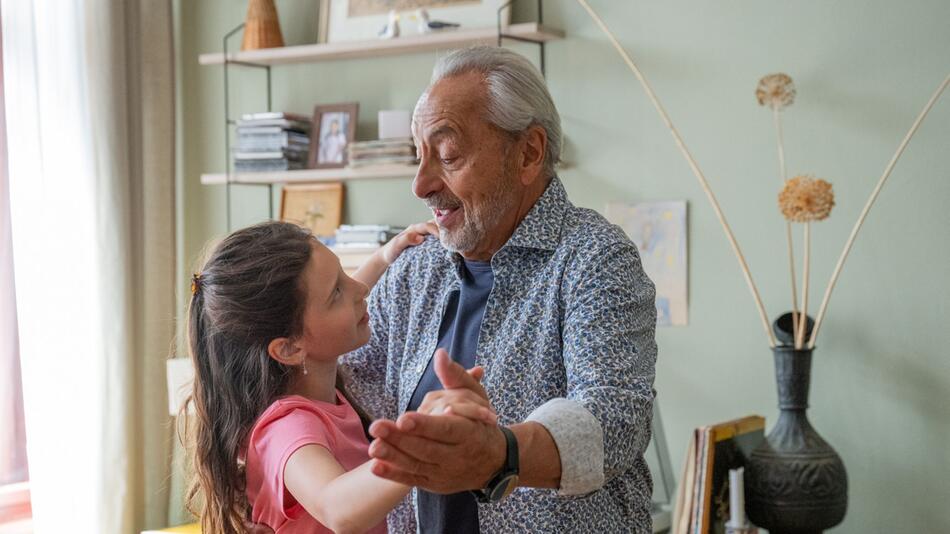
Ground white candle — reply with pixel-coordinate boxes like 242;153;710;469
729;467;747;526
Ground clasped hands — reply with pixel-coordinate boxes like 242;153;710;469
367;348;508;494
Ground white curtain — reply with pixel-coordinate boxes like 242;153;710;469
2;0;176;532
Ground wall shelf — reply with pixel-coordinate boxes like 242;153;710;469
198;23;564;66
201;163;418;185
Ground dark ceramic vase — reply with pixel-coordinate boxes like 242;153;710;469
745;340;848;534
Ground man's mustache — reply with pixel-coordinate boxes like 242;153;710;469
425;192;462;211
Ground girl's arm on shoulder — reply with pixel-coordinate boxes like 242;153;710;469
284;445;407;534
350;221;438;288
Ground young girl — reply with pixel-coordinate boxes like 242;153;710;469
184;221;496;534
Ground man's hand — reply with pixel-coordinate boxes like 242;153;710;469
367;349;507;493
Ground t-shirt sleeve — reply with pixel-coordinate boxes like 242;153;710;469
252;407;336;519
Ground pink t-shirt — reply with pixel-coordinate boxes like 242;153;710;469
245;392;386;534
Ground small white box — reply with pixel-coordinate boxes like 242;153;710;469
378;109;411;140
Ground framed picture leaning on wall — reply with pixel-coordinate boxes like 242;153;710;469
280;182;344;238
308;102;358;169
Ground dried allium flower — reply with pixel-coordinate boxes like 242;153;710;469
778;175;835;222
756;73;796;110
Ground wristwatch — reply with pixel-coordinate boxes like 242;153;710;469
473;426;520;503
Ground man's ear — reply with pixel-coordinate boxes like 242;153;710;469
517;124;547;186
267;337;305;366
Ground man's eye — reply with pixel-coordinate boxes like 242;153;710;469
441;156;458;164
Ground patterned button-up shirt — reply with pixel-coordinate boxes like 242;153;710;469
341;177;657;533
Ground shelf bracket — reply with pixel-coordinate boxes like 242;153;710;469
496;0;546;77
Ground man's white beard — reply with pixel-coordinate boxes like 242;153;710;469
438;170;517;255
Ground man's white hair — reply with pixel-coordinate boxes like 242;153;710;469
428;46;562;179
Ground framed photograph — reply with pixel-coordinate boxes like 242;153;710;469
326;0;512;43
280;182;345;238
308;102;359;169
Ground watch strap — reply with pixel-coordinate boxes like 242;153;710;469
472;426;519;503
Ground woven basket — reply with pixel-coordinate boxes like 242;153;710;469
241;0;285;51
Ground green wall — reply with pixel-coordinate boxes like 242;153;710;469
175;1;950;530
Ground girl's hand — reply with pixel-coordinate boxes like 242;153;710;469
417;365;498;426
381;221;439;265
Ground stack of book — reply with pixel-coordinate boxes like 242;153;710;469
330;225;404;274
346;137;417;168
234;112;311;172
672;415;765;534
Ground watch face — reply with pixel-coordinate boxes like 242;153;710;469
490;474;520;502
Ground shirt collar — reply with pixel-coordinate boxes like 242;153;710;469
502;175;568;252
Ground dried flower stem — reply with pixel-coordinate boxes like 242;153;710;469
796;223;811;349
575;0;777;347
774;107;800;340
808;74;950;348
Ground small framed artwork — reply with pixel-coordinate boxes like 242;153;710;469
308;102;359;169
280;182;345;238
326;0;511;43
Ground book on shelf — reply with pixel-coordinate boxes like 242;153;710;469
236;111;311;133
336;224;404;245
233;148;309;160
240;111;310;123
672;415;765;534
234;158;306;172
347;155;419;168
236;129;310;150
348;137;413;149
347;145;416;158
236;126;310;138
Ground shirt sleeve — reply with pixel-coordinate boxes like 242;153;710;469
541;242;657;495
254;408;335;519
526;398;604;495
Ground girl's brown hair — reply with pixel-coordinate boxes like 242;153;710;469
182;221;315;533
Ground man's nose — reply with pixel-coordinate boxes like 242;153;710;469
412;158;442;200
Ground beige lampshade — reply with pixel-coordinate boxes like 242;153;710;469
241;0;285;51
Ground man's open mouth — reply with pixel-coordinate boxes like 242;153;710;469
431;206;461;226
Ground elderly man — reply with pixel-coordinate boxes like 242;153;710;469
341;45;657;533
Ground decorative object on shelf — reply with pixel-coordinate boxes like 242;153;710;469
308;102;359;169
280;182;344;237
378;109;411;140
326;0;511;42
241;0;285;51
378;10;400;39
746;335;848;534
414;8;461;33
724;468;758;534
605;201;688;327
